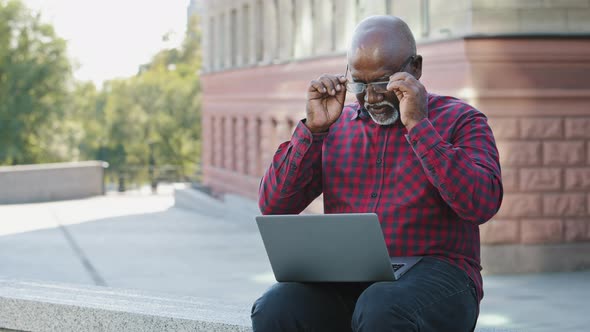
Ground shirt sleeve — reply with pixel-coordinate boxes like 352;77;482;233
258;120;326;214
406;111;503;224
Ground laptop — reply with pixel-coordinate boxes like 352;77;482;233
255;213;422;282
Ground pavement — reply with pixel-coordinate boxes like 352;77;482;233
0;185;588;331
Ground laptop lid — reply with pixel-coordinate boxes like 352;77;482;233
255;213;398;282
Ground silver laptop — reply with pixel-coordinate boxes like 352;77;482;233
255;213;422;282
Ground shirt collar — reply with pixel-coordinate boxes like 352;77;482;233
350;103;370;121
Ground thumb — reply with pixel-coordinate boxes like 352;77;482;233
335;87;347;107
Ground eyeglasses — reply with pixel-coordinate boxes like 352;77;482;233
345;55;415;94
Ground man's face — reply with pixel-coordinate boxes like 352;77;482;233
349;54;414;126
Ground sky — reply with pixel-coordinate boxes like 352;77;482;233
22;0;189;86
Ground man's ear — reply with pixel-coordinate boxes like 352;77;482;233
412;55;423;80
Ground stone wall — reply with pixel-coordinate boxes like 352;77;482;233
199;0;590;273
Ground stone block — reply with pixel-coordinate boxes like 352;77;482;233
565;168;590;190
473;0;540;9
567;9;590;32
521;218;563;244
521;118;563;139
518;9;568;33
565;117;590;138
471;9;520;34
543;193;586;217
488;118;519;139
429;11;471;39
502;168;519;192
429;0;471;13
520;168;562;191
543;141;585;165
392;0;422;36
480;219;520;244
496;193;542;218
564;219;589;242
547;0;590;8
497;141;541;166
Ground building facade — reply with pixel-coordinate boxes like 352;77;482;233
199;0;590;273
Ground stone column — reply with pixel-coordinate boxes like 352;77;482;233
392;0;423;38
263;0;278;63
312;0;333;55
259;117;275;176
215;12;224;70
202;113;213;171
278;0;294;61
236;116;248;175
213;116;223;168
223;10;232;69
294;0;313;59
358;0;387;19
275;116;291;144
334;0;356;53
235;6;244;67
224;115;234;171
201;11;211;72
247;115;260;177
247;1;257;65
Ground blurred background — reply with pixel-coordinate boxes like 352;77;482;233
1;0;589;331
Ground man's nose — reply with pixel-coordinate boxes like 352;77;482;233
364;86;384;104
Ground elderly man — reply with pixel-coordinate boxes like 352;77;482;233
253;15;502;332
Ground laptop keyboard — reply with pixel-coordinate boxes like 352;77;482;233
392;263;405;272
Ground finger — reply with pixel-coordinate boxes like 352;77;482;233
388;72;414;82
336;75;347;91
387;80;414;93
309;80;328;94
319;76;338;96
335;85;347;105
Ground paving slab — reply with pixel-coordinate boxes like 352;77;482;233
0;187;588;331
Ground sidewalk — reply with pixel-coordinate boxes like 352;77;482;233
0;187;587;331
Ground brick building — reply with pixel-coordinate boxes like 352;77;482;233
199;0;590;273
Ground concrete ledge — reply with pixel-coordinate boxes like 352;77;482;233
0;279;251;332
0;161;107;204
482;242;590;274
0;279;518;332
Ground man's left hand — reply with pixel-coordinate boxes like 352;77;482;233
387;72;428;131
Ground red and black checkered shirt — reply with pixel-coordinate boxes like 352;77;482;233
259;93;503;301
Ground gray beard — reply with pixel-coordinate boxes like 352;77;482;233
368;107;400;126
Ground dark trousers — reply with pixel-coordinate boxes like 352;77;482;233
251;257;478;332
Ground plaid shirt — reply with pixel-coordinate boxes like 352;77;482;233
259;93;503;301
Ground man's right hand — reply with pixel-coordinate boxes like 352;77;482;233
305;74;347;133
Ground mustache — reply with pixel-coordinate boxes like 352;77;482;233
365;101;396;110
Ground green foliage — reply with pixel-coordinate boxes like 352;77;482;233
0;1;202;183
0;0;71;164
92;13;202;182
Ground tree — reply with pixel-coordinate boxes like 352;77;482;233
0;0;71;165
99;14;202;183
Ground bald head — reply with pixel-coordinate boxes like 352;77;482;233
345;16;422;126
347;15;416;69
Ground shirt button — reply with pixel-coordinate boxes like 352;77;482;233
376;158;382;165
371;192;377;198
